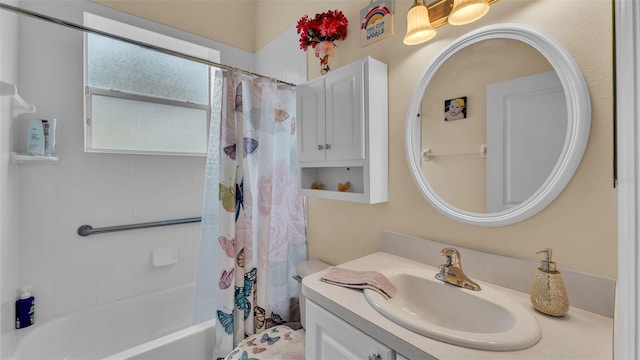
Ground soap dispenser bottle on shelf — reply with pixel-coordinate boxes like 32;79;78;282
530;248;569;316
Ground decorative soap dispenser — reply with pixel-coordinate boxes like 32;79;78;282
530;248;569;317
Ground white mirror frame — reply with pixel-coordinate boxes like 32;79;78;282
405;23;591;227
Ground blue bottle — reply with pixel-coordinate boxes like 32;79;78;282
15;287;34;329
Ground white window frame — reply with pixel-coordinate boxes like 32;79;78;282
82;12;221;156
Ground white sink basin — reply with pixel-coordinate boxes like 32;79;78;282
363;268;541;351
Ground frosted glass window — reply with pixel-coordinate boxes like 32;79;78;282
83;16;219;155
91;96;208;154
88;34;209;104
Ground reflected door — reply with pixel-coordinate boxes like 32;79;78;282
486;71;567;212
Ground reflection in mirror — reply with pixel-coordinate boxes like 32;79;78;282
421;39;565;213
405;24;591;227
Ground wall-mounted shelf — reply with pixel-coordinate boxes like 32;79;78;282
299;165;367;202
11;152;59;164
1;81;36;117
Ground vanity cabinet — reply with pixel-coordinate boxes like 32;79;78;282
296;56;388;203
306;300;396;360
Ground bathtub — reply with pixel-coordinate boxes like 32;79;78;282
7;284;215;360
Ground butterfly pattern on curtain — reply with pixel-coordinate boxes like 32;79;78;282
213;69;307;357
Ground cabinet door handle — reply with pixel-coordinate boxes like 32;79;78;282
368;354;381;360
325;144;331;150
317;144;324;150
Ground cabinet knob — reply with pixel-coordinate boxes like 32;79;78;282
317;144;324;150
325;144;331;150
368;354;381;360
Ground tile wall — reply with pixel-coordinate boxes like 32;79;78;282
11;3;209;323
1;1;21;354
255;24;308;85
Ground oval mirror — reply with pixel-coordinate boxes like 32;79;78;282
405;24;590;227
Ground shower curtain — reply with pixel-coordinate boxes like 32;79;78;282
194;67;308;358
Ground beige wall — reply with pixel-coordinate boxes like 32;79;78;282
262;0;616;279
91;0;256;52
95;0;616;278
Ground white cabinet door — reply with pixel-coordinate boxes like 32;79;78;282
296;79;326;162
306;301;394;360
325;60;365;161
297;61;365;163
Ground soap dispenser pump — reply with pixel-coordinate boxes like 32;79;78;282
530;248;569;316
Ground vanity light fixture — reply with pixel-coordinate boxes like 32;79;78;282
403;0;498;45
403;0;436;45
448;0;491;25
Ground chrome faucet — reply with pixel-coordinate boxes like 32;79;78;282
435;247;481;291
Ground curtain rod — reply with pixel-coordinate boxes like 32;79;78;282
0;2;296;87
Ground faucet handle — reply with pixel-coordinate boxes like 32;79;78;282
441;247;461;266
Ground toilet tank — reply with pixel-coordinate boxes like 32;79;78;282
295;259;330;329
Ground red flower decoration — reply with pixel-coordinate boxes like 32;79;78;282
296;10;348;52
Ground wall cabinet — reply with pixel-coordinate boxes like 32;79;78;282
296;56;388;203
306;300;396;360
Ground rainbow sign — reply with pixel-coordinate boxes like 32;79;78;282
360;0;393;46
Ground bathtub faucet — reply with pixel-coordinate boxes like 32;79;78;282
435;247;481;291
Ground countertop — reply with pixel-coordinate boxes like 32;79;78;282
302;252;613;359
